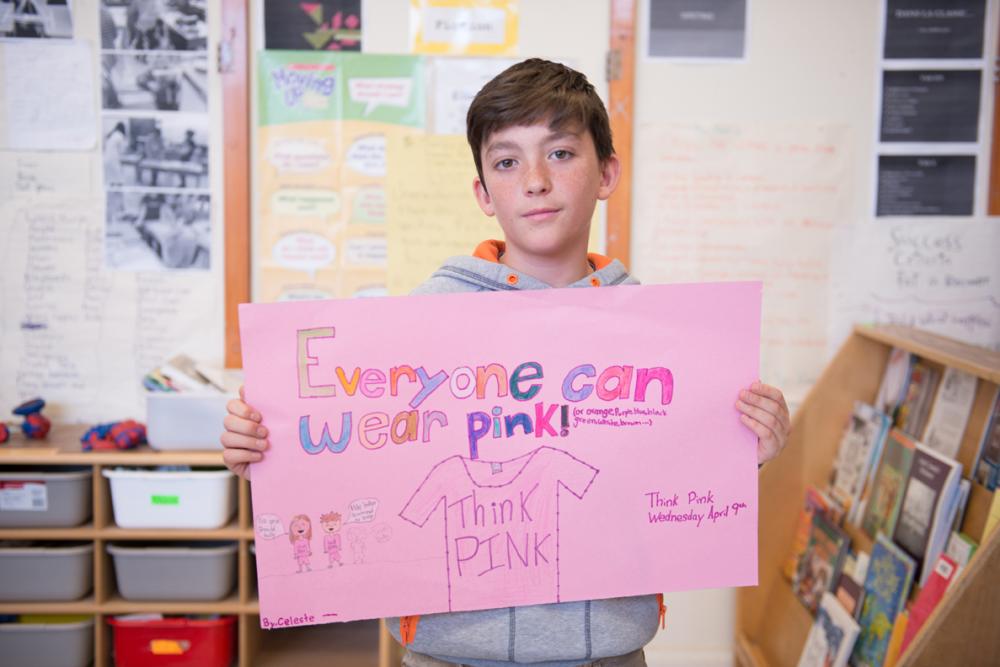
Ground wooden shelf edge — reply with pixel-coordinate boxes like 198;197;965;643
854;325;1000;383
102;593;251;615
0;597;98;614
100;520;247;540
0;523;97;540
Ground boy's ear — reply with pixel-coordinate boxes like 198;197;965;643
473;177;496;217
597;154;622;201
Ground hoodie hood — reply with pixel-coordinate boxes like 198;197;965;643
411;240;638;296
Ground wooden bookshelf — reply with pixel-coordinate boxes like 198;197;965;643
0;429;389;666
736;325;1000;666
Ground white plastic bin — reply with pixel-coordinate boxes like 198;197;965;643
0;467;92;527
108;542;237;601
0;618;94;667
146;393;233;450
0;543;93;601
102;468;236;529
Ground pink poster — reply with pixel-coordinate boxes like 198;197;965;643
240;282;761;628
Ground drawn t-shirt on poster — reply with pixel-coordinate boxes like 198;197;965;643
400;446;599;612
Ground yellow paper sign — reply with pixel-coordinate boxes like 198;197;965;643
410;0;519;56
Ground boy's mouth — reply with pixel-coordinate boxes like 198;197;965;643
522;207;560;221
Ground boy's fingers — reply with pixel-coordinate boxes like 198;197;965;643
736;400;785;436
220;430;268;451
738;392;789;432
223;414;268;438
223;447;262;468
750;383;789;412
740;414;771;442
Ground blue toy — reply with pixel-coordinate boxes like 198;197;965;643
13;398;50;439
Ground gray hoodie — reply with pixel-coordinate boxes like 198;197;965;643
387;243;660;667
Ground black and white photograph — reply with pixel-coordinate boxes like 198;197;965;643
0;0;73;38
102;116;208;189
100;0;207;51
105;189;211;270
102;52;208;112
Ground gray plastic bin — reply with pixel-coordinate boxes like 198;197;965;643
0;542;93;601
0;618;94;667
0;467;92;527
108;542;237;601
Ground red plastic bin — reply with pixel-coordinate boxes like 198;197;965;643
108;616;236;667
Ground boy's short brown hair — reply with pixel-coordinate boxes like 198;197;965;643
466;58;614;186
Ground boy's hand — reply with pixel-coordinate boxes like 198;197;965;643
221;385;268;480
735;381;789;466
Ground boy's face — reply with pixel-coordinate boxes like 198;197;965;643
473;122;619;263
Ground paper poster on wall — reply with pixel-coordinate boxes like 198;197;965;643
263;0;361;51
385;134;499;294
875;155;975;217
410;0;518;56
828;220;1000;353
882;0;985;60
879;70;981;143
0;196;223;422
241;282;761;626
430;57;516;135
1;40;95;150
631;122;850;403
257;51;425;302
99;0;212;272
646;0;747;61
0;0;72;38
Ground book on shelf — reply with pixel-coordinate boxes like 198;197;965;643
833;570;863;618
796;591;861;667
921;367;978;459
895;360;941;440
851;535;916;667
898;554;959;657
783;485;846;581
972;386;1000;490
882;609;909;667
861;430;916;540
793;512;850;614
949;478;971;535
943;531;977;578
892;444;962;586
831;402;891;524
875;348;913;418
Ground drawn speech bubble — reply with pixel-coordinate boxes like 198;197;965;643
351;185;386;223
348;78;413;116
272;188;341;217
266;138;331;173
345;237;387;267
273;232;336;279
345;135;386;177
278;286;334;302
347;497;378;523
256;514;285;540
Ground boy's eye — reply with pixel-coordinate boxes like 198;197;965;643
495;158;516;169
550;149;572;160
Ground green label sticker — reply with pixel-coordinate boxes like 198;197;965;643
151;495;180;506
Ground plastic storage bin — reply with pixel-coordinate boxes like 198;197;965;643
0;542;93;601
108;616;236;667
0;618;94;667
146;393;232;451
108;542;237;601
0;466;92;527
102;468;236;528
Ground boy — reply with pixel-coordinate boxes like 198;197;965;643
222;59;790;667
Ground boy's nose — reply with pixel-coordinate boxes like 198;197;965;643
524;162;551;195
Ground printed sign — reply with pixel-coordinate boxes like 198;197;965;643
241;282;761;626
